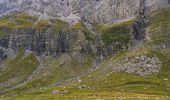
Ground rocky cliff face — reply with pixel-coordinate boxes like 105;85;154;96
0;13;135;64
0;0;169;65
0;0;170;23
0;0;169;61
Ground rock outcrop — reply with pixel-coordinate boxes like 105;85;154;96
0;0;170;23
0;0;169;73
0;12;136;62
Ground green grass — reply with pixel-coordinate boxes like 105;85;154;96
94;23;107;33
12;13;37;29
149;8;170;44
72;22;94;41
0;50;39;90
0;16;14;28
1;54;94;95
35;20;49;29
0;13;38;38
0;13;37;29
100;19;136;46
1;91;169;100
50;19;70;34
77;69;169;94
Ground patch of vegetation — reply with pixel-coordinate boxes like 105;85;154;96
77;68;169;94
0;16;14;28
72;22;94;41
0;49;39;88
4;54;94;95
1;90;169;100
0;30;7;38
100;20;136;46
35;20;49;29
94;23;107;33
51;19;70;34
0;13;37;29
149;8;170;44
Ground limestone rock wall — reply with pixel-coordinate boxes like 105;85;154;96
0;0;169;23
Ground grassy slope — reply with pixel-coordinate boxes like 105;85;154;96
78;7;170;95
1;8;170;99
7;54;94;94
0;50;39;91
71;7;170;96
149;8;170;44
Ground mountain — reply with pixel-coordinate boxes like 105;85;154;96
0;0;170;23
0;0;170;99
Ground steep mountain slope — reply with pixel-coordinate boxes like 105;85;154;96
0;0;170;23
0;0;170;100
1;7;170;99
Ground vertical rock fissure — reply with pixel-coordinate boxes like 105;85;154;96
133;0;147;41
58;30;66;55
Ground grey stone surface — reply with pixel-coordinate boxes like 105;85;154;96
110;55;161;76
0;0;169;23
